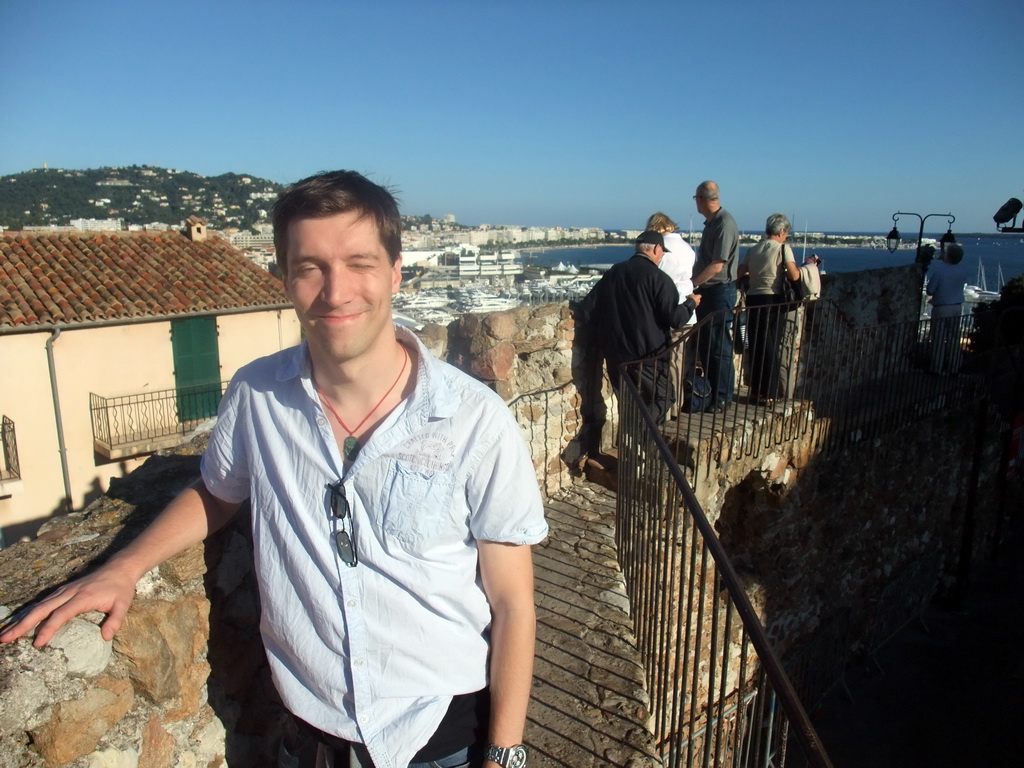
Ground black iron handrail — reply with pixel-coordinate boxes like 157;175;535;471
616;371;835;767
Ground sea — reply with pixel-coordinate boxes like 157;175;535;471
523;233;1024;291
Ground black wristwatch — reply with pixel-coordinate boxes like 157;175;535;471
486;744;527;767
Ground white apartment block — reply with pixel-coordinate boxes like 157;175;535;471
231;232;276;250
457;250;523;278
70;218;124;231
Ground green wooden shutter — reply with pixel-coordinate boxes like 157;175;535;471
171;316;221;421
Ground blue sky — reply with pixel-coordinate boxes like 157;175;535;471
2;0;1021;233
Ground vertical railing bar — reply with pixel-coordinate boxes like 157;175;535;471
668;491;692;763
683;515;702;768
712;581;733;768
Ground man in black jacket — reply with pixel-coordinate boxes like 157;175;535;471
580;230;699;424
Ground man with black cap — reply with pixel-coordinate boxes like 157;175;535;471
579;230;700;423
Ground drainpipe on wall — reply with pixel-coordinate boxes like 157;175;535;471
45;327;74;514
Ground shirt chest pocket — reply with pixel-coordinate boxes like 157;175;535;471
379;461;457;544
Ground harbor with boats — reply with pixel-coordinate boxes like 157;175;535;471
393;234;1023;328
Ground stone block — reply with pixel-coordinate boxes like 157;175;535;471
160;542;207;585
0;663;49;733
767;455;789;482
85;746;139;768
470;341;515;381
139;715;175;768
493;380;515;401
30;676;134;767
114;595;210;707
415;323;448;359
519;404;546;423
483;310;523;341
167;656;212;721
455;313;480;339
50;617;113;677
191;710;227;766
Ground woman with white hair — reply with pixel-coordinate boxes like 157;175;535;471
738;213;801;403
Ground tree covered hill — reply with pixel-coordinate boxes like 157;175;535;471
0;165;284;231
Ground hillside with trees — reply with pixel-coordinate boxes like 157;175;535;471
0;165;284;230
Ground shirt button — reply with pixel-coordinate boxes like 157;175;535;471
358;714;368;724
317;417;328;427
354;658;364;667
347;599;357;608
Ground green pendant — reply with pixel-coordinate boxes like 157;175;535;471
343;436;360;462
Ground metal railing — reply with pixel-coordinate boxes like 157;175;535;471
611;297;1021;767
1;415;20;481
90;381;228;455
629;299;988;484
616;372;834;768
506;382;580;495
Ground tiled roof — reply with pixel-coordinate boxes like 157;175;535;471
1;230;289;328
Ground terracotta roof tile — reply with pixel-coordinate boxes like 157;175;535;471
1;230;289;328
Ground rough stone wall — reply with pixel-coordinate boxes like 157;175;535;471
819;263;922;327
690;405;1006;658
445;303;594;495
0;437;280;768
638;401;1011;742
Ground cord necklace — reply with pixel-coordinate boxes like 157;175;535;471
314;344;409;462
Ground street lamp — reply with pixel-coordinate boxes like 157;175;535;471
885;211;956;257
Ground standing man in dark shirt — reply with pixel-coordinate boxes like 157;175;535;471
691;180;740;411
581;231;699;423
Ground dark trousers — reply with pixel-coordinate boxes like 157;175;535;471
745;294;786;400
608;358;675;424
695;282;737;405
280;722;481;768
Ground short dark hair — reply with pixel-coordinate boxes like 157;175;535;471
271;170;402;274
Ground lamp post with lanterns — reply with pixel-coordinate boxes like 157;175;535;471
886;211;956;317
885;211;956;262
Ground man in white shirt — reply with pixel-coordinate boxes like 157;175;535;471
2;171;548;768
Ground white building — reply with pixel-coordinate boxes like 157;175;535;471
70;217;124;231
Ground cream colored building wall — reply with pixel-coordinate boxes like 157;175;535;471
216;309;301;375
0;309;301;543
0;333;61;532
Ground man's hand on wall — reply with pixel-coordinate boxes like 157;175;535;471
0;562;137;647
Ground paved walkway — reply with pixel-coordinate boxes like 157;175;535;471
525;482;661;767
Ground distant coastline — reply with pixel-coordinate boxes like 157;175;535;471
525;234;1024;278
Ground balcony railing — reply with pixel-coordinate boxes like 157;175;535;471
1;415;20;482
90;382;228;459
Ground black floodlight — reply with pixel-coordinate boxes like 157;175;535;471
994;197;1023;229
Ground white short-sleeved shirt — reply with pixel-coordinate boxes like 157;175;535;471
201;325;548;768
